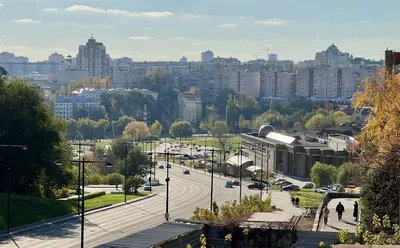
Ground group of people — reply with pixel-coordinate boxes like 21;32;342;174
291;197;300;206
322;201;359;225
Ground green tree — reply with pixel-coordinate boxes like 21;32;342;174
73;108;89;120
66;119;81;140
215;88;236;116
106;173;124;189
200;105;218;133
310;162;338;187
169;121;194;138
305;113;330;130
280;115;291;130
111;115;135;137
226;95;241;130
336;162;359;186
123;146;150;177
150;120;163;137
59;85;67;96
293;121;302;132
123;176;145;194
0;78;72;196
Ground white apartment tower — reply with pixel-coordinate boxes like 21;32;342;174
78;36;110;78
315;44;350;68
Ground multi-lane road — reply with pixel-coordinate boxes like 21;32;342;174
0;163;258;248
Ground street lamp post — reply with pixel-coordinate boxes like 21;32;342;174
125;142;128;202
55;159;113;248
210;149;215;211
239;146;243;203
1;144;27;234
147;153;153;192
260;144;265;200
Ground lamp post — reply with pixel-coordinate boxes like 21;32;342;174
55;159;113;248
239;145;243;203
147;152;153;192
210;149;215;211
1;144;27;234
124;142;128;202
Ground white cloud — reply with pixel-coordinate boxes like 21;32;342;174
13;19;41;24
254;18;286;26
0;3;3;8
372;37;384;41
180;13;212;19
65;5;173;18
315;34;321;38
193;42;203;46
218;24;237;28
169;37;189;40
42;8;58;12
348;37;360;41
240;16;252;21
129;36;151;40
361;20;372;24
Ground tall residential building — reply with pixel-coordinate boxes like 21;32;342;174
177;93;202;124
239;70;261;99
78;36;110;78
315;44;351;68
261;71;277;97
276;72;296;98
201;50;214;63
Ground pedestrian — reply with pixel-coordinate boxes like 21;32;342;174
323;206;330;225
295;197;300;206
291;197;295;206
353;201;359;221
336;202;345;221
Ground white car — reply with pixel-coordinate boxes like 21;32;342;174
314;187;331;193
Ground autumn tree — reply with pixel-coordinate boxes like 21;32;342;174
150;120;163;137
169;121;194;138
353;70;400;227
123;121;150;141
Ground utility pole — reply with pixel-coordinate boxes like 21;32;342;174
210;149;215;211
260;144;264;199
239;146;243;203
165;152;170;221
124;142;128;202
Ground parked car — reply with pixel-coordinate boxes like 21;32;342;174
271;179;286;185
225;181;233;188
303;182;314;189
314;187;331;193
330;184;342;191
231;179;240;186
282;184;300;191
143;184;152;191
167;164;172;168
279;181;293;187
247;182;265;190
183;169;190;175
158;165;165;169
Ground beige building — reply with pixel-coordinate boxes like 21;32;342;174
177;93;202;124
276;72;296;98
78;36;110;78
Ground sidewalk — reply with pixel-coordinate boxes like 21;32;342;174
270;190;305;216
320;198;359;233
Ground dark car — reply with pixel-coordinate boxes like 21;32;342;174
158;165;165;169
167;164;172;168
183;169;190;174
247;182;265;190
282;184;300;191
280;181;293;187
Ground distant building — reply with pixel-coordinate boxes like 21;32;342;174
55;70;90;84
48;52;65;64
179;56;188;63
212;57;241;66
78;36;110;78
177;93;202;124
315;44;351;68
53;96;100;120
0;52;29;63
72;88;159;101
268;54;278;61
201;50;214;63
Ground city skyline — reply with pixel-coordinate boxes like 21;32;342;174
0;0;397;62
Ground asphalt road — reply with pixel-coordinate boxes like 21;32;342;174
0;163;257;248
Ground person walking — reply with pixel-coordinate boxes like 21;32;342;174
353;201;359;221
295;197;300;206
291;197;295;206
323;206;330;225
336;202;345;221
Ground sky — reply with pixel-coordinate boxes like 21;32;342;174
0;0;397;62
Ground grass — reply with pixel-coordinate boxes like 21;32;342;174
289;189;325;208
0;192;149;231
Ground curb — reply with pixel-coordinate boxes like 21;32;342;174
0;193;156;238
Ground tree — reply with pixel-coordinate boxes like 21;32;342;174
123;121;150;141
280;115;291;130
66;119;81;140
293;121;302;132
0;66;7;75
73;108;89;120
310;162;338;188
253;112;280;129
111;115;135;137
150;120;163;137
123;146;150;177
226;95;241;130
336;162;360;186
124;176;145;194
215;88;236;116
200;105;218;133
169;121;194;138
210;121;230;160
305;114;329;130
59;85;67;96
0;78;72;196
238;114;251;130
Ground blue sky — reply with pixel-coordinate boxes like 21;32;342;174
0;0;397;62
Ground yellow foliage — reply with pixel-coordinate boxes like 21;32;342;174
354;70;400;153
123;121;150;140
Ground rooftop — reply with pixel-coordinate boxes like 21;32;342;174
96;221;203;248
55;96;99;103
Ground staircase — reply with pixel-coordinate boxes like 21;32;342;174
294;231;338;248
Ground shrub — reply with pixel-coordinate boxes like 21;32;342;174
123;176;145;194
86;174;106;185
106;173;124;187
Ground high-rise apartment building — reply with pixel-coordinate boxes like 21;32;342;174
315;44;350;68
201;50;214;63
78;36;110;78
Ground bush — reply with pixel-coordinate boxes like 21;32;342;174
50;188;70;199
86;174;106;185
106;173;124;187
310;162;338;187
123;176;145;195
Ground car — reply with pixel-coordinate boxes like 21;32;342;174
143;184;152;191
247;182;265;190
279;181;293;187
231;179;240;186
314;187;331;193
272;179;286;185
183;169;190;174
303;182;314;189
158;165;165;169
282;184;300;191
225;181;233;188
330;184;342;191
167;164;172;168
